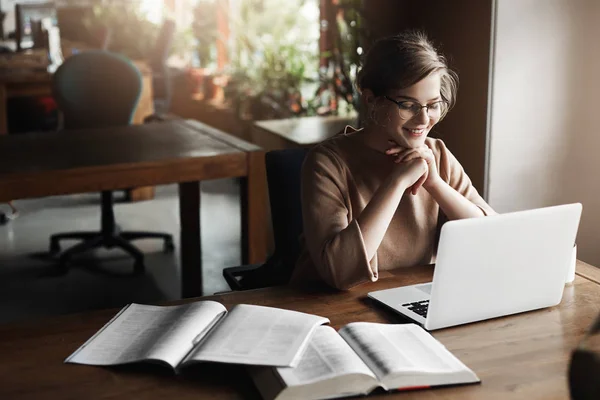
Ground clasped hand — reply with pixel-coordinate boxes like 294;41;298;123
385;141;439;195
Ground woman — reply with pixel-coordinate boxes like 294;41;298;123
291;31;495;290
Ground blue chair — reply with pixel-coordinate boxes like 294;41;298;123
49;51;174;274
223;148;308;290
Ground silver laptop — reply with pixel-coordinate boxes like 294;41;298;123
368;203;582;330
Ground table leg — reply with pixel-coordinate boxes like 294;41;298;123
241;151;268;265
179;181;202;298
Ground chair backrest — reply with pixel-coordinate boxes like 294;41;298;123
52;50;142;130
264;148;308;285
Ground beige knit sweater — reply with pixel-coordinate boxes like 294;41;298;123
291;128;494;290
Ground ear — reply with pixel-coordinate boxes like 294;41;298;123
361;88;376;107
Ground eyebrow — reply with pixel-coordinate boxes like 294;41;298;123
395;95;442;102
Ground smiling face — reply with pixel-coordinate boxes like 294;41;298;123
356;32;458;153
366;72;443;149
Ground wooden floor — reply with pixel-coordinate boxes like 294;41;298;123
0;180;241;325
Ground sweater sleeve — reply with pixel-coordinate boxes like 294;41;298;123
434;139;495;216
300;146;378;290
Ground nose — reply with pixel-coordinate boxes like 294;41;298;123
413;107;430;125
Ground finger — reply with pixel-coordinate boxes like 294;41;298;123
421;154;433;165
414;172;429;194
423;145;436;158
386;146;414;157
397;155;425;167
393;149;420;163
386;140;408;153
403;152;426;162
385;147;404;155
411;170;428;195
396;152;422;163
395;150;429;163
418;148;434;164
410;183;419;195
411;160;429;194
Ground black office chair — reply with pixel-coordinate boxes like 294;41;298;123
49;51;174;274
223;148;308;290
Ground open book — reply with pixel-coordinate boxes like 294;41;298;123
251;322;480;400
65;301;329;370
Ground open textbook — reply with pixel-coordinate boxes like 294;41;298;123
65;301;329;370
251;323;480;400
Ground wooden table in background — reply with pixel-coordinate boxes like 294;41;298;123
0;119;268;298
251;115;358;151
170;93;252;142
0;65;156;201
0;70;52;135
0;261;599;399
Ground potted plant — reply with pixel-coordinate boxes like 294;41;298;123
190;0;222;99
226;0;320;119
192;0;219;68
85;2;159;61
314;0;369;117
83;2;197;63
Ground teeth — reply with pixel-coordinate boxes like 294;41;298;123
408;128;424;133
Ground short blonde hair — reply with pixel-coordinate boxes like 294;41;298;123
357;31;458;117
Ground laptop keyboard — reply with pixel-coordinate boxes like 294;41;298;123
402;300;429;317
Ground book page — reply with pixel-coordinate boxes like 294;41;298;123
276;326;377;386
339;323;468;380
184;304;329;367
65;301;227;368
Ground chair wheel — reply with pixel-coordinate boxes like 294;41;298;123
0;211;18;226
133;260;145;275
49;241;61;254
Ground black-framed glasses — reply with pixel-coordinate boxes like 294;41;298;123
383;96;447;120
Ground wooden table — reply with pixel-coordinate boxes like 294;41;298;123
251;115;358;151
170;93;253;142
0;119;268;298
0;71;52;135
0;66;157;201
1;260;599;399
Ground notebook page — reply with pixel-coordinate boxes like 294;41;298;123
66;301;227;368
339;323;463;380
185;304;329;367
276;326;376;386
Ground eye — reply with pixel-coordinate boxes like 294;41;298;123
428;102;441;111
398;101;416;111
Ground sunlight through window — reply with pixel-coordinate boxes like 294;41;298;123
139;0;164;24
